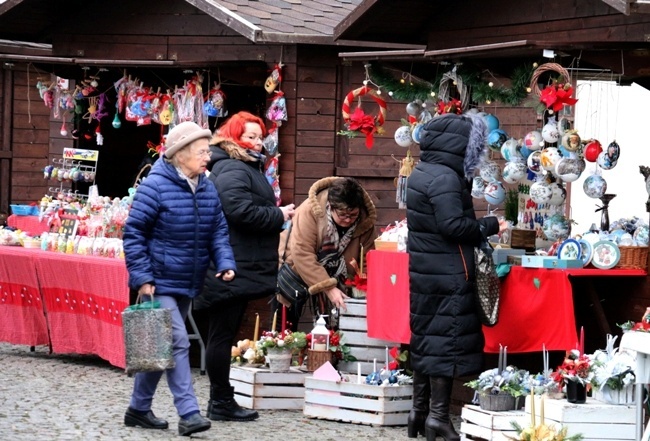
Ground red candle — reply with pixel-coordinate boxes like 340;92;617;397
281;305;287;334
579;326;584;354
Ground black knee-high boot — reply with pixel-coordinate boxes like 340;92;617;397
425;377;460;441
407;370;430;438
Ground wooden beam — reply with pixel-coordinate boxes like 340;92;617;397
631;0;650;13
1;67;12;214
0;0;24;16
333;0;379;40
602;0;631;15
185;0;262;42
424;40;533;58
338;49;425;60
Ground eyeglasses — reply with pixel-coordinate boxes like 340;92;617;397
242;134;264;143
194;149;212;158
334;208;360;221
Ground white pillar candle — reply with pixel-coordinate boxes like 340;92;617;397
357;362;361;384
373;358;377;373
385;346;389;371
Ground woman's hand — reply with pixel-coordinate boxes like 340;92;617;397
216;270;235;281
280;204;295;222
498;217;509;233
138;283;155;296
324;287;349;312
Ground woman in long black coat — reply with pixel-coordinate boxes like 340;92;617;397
194;111;294;423
406;113;506;441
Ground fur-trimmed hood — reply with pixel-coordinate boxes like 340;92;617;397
307;177;377;238
208;134;260;163
418;113;488;179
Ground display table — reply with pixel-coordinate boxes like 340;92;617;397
0;246;128;368
620;331;650;441
365;250;647;353
0;246;49;346
6;214;50;236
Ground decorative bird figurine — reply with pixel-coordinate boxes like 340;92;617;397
639;165;650;211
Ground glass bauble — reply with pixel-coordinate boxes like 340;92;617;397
484;114;500;132
561;130;581;152
555;157;585;182
394;126;414;148
530;180;552;204
596;151;617;170
527;150;544;174
543;214;571;241
479;161;501;182
500;138;521;162
541;117;561;143
523;130;544;151
540;147;561;171
502;161;527;184
484;181;506;205
583;174;607;198
584;140;603;162
487;129;508;152
633;225;649;246
471;177;487;199
548;183;567;206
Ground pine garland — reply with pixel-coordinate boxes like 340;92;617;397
369;62;535;107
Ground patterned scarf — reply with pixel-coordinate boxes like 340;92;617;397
175;165;199;194
317;203;358;282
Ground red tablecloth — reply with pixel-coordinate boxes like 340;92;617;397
33;251;128;368
365;251;647;353
7;215;50;236
0;247;49;346
366;250;410;344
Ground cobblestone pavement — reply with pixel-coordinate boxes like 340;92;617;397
0;343;461;440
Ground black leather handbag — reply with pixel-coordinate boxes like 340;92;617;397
277;222;310;308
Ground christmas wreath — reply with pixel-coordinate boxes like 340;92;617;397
339;86;387;149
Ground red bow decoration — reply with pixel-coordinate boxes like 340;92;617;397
345;274;367;291
437;98;463;115
348;107;378;149
540;84;578;112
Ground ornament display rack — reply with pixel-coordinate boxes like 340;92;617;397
45;148;99;201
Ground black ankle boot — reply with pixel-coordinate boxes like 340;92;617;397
124;407;168;430
207;386;259;422
424;377;459;441
407;371;430;438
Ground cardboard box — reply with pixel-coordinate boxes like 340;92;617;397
230;365;308;410
303;377;413;426
492;248;526;265
525;396;635;440
374;239;398;252
510;229;536;251
460;404;527;441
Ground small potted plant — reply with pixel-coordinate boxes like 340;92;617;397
257;330;307;372
550;350;594;404
590;335;636;405
465;366;530;411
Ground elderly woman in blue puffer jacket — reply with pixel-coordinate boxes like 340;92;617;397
123;121;236;437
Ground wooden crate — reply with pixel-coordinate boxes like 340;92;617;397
229;365;308;410
460;404;526;441
525;396;635;440
303;376;413;426
337;298;396;375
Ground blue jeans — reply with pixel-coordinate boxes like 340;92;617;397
129;295;199;417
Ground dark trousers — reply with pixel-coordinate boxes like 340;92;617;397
205;299;248;392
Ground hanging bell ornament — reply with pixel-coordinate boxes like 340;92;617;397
112;112;121;129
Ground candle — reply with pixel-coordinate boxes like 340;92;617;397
385;346;389;371
281;305;287;334
373;358;377;373
359;245;364;275
357;362;361;384
503;346;507;369
498;344;503;372
271;310;277;333
579;326;584;354
253;313;260;342
530;380;536;427
540;395;545;425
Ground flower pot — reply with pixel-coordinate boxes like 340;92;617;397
566;381;587;404
478;393;517;411
266;347;292;372
593;385;635;405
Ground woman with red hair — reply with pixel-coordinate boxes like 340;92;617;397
195;111;295;423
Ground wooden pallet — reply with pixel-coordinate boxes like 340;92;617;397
337;298;395;375
460;404;525;441
229;365;308;410
303;376;413;426
525;396;636;440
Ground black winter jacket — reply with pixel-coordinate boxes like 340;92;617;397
194;137;285;309
406;113;498;377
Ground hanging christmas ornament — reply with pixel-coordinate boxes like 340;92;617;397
583;140;603;162
112;110;122;129
558;116;572;133
583;174;608;198
483;181;506;205
524;130;544;151
406;100;423;117
500;138;521;162
95;125;103;146
487;129;508;152
548;182;567;206
394;125;414;148
597;151;617;170
541;116;561;143
60;119;68;137
543;213;571;241
264;63;283;94
471;177;487;199
560;129;581;152
530;180;552;204
555;157;586;182
527;150;544;174
395;150;414;209
502;161;527;184
340;86;387;149
483;114;500;132
540;147;561;171
479;161;501;182
411;123;424;144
